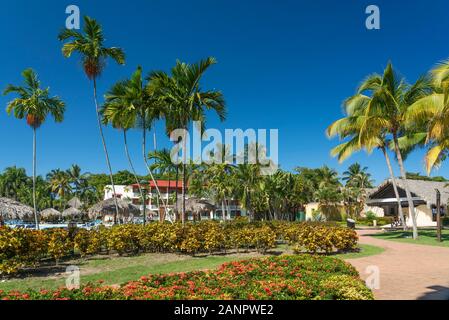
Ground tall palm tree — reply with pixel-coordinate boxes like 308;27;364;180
4;69;65;229
149;57;226;224
58;16;125;224
102;75;145;222
329;63;431;238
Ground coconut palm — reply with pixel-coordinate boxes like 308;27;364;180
4;69;65;229
47;169;72;211
328;63;431;238
58;16;125;224
149;57;226;224
406;59;449;173
342;163;374;188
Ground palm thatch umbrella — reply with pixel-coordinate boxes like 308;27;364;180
0;197;34;221
40;208;62;222
175;197;215;216
62;207;83;220
88;198;140;221
67;196;83;209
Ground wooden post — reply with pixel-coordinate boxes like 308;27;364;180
436;189;442;242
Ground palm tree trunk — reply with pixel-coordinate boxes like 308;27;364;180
142;119;170;223
392;134;418;239
175;164;179;221
123;130;144;221
380;146;407;230
93;78;119;225
181;132;187;225
32;127;39;230
221;200;226;222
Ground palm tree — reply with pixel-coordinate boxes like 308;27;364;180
47;169;72;212
342;163;374;188
149;57;226;224
148;148;177;221
102;74;145;222
234;164;261;221
0;166;29;200
406;58;449;173
328;63;431;238
58;16;125;224
4;69;65;229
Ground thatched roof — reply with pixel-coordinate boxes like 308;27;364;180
62;207;83;219
88;198;140;219
0;197;34;221
369;179;449;207
68;197;83;209
40;208;61;220
175;197;215;213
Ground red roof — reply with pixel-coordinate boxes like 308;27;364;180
132;180;186;188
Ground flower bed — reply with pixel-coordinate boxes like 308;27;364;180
0;220;358;277
0;255;373;300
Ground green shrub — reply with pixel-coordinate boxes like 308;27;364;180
320;275;374;300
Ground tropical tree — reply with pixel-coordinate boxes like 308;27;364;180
0;166;29;200
406;58;449;173
102;73;145;220
149;57;226;224
58;16;125;224
328;63;431;238
47;169;72;211
4;69;65;229
342;163;374;188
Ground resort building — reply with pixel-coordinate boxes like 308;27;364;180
365;179;448;227
104;180;246;221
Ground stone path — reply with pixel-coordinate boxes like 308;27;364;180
345;229;449;300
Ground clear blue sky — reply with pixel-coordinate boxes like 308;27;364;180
1;0;449;184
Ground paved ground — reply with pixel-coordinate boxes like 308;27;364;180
346;229;449;300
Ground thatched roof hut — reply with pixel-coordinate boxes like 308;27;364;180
68;197;83;209
40;208;61;221
62;207;83;220
0;197;34;221
88;198;140;220
175;197;215;213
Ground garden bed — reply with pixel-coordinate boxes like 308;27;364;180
0;255;373;300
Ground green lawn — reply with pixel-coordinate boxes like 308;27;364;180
371;229;449;248
0;244;384;293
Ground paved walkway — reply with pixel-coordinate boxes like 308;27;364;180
346;229;449;300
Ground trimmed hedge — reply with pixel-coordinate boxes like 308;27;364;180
0;255;373;300
0;220;358;277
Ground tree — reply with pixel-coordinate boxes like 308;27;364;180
149;57;226;224
406;58;449;174
327;63;431;238
149;148;177;221
342;163;374;188
47;169;72;211
58;16;125;224
0;166;29;200
4;69;65;229
102;72;145;221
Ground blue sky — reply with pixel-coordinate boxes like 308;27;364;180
1;0;449;184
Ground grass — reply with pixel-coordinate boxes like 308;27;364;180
0;244;384;293
336;244;385;259
371;229;449;248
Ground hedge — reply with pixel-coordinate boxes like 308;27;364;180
0;255;373;300
0;220;358;277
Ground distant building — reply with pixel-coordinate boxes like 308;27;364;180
104;180;246;221
364;179;448;227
